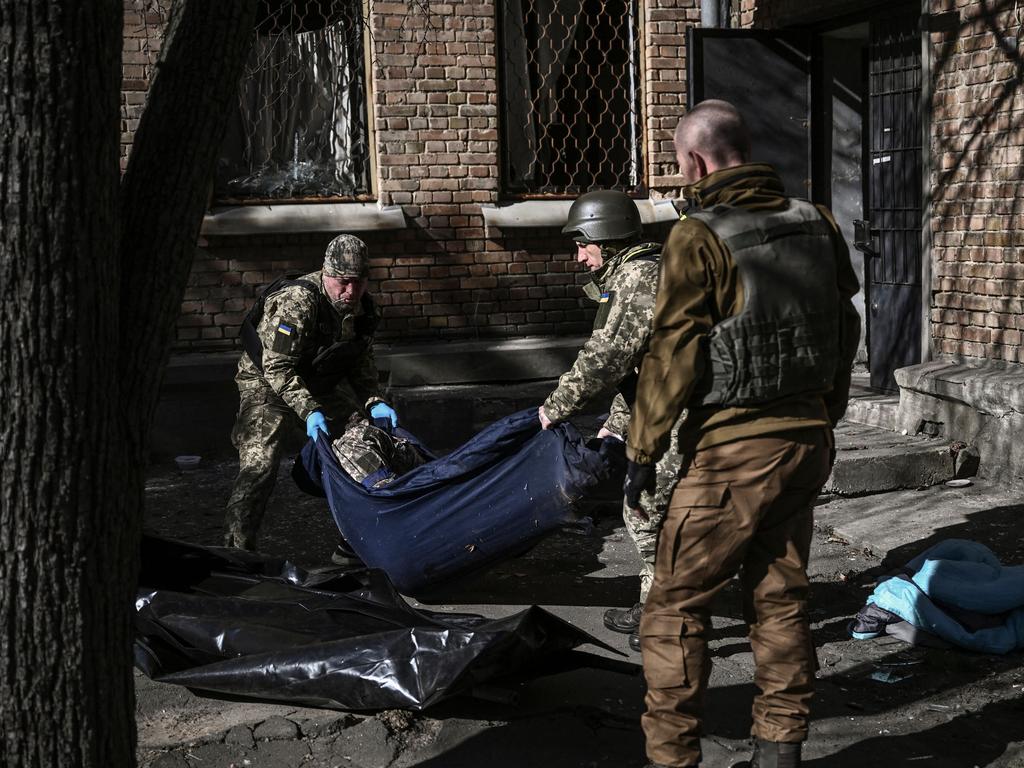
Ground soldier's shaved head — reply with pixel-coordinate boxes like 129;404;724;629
674;99;751;184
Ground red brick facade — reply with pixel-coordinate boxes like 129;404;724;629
123;0;1023;366
926;0;1024;364
121;0;687;352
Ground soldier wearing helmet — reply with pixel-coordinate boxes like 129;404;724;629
538;190;684;651
224;234;398;553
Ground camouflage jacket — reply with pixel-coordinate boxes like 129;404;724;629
236;271;382;420
331;414;428;489
544;242;661;431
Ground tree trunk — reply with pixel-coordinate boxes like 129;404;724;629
119;0;259;451
0;2;127;766
1;1;257;765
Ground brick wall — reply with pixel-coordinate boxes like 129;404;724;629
645;0;700;192
121;1;167;173
120;1;693;352
928;0;1024;364
731;0;1024;366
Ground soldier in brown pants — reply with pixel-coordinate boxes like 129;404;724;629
623;99;861;768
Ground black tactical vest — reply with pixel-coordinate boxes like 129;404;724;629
687;199;840;406
240;274;379;384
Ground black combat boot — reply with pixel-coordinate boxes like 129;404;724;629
628;631;641;652
731;739;801;768
604;602;643;633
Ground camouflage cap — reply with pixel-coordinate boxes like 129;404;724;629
323;234;369;278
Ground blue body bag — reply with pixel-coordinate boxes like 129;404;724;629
294;409;613;593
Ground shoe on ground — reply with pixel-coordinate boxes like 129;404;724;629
604;601;643;634
331;541;364;568
629;631;641;652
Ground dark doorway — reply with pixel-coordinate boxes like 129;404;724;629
864;11;923;391
687;10;925;394
687;29;813;199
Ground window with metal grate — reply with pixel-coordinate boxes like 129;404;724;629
500;0;645;197
215;0;372;203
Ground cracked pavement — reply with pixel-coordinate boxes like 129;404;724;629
137;437;1024;768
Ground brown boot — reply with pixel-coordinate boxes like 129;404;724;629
603;602;642;633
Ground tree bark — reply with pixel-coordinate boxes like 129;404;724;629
1;1;257;766
0;2;127;766
119;0;259;452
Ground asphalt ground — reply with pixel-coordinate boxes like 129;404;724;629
137;432;1024;768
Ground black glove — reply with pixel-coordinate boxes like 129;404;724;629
623;460;656;510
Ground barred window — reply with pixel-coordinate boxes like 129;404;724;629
500;0;644;197
215;0;371;202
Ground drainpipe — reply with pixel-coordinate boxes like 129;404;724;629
701;0;730;28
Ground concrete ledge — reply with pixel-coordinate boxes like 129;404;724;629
200;202;407;236
825;421;956;495
162;336;586;388
153;338;587;459
895;359;1024;489
896;359;1024;416
480;198;680;232
383;335;584;386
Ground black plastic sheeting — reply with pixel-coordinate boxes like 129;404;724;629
134;535;611;711
293;408;620;594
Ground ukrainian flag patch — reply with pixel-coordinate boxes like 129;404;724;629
598;292;611;302
276;323;294;336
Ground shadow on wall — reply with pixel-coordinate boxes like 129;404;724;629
928;1;1024;363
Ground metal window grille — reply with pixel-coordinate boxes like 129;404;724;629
215;0;371;202
500;0;644;197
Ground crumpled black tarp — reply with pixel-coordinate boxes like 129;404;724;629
293;408;618;594
134;535;610;710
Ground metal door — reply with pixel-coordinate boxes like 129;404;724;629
864;13;923;391
687;29;814;199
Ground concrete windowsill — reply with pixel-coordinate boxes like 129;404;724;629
200;202;407;236
480;198;680;231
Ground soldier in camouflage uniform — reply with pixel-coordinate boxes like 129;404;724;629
224;234;398;551
537;190;685;651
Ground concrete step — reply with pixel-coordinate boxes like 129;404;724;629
825;420;959;496
843;392;899;431
843;374;900;431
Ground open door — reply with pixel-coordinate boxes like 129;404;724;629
689;21;925;394
688;29;814;199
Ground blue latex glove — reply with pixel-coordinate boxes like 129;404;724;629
369;402;398;431
305;411;329;441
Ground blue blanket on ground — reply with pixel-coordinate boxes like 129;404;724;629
852;539;1024;654
294;409;610;594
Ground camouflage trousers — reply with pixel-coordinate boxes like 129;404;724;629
224;386;355;550
623;413;686;604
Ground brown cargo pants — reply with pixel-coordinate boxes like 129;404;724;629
640;428;831;767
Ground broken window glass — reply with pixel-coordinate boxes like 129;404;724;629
501;0;644;196
215;0;371;201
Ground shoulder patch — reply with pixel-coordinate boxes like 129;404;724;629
271;319;301;354
594;290;616;330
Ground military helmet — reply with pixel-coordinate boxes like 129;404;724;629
323;234;369;278
561;190;643;244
